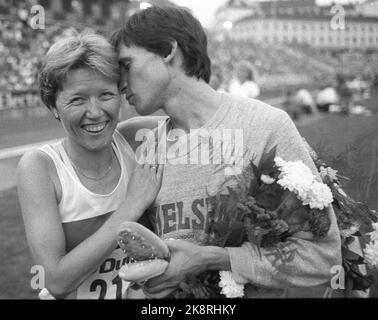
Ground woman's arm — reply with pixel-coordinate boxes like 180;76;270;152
117;116;168;152
17;150;162;298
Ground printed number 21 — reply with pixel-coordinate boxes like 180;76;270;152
90;275;123;299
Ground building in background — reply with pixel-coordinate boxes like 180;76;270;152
214;0;378;49
356;0;378;17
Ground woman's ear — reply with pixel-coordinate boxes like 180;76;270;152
163;39;178;63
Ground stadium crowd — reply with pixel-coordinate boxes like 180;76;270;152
0;1;112;92
0;3;377;120
208;36;330;89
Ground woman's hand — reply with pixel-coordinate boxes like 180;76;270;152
125;163;164;214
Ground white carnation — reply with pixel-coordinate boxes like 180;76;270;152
274;157;333;209
367;223;378;242
218;271;244;298
261;174;275;184
302;181;334;210
368;231;378;242
274;157;316;200
274;157;287;168
364;241;378;268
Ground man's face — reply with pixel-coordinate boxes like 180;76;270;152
118;44;170;115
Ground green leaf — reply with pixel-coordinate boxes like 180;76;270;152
347;263;375;291
342;247;365;263
223;222;246;247
309;208;331;238
259;146;277;173
255;183;283;210
249;166;261;195
344;236;356;246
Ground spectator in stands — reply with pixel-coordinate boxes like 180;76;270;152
316;85;338;113
294;88;317;115
209;64;226;93
373;74;378;90
335;73;353;116
228;60;260;99
283;89;300;120
0;4;117;93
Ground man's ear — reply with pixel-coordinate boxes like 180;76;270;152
163;39;178;63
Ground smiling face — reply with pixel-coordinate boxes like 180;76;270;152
55;67;121;152
118;44;170;115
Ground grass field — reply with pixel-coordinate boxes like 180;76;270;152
297;95;378;297
0;190;35;299
1;91;378;299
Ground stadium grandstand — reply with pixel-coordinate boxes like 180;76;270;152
210;0;378;89
1;0;378;112
0;0;175;112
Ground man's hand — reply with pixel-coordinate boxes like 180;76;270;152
142;239;208;299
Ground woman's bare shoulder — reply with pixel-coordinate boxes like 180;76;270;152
17;147;59;195
18;148;52;175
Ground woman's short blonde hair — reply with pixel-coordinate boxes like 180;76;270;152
39;31;120;110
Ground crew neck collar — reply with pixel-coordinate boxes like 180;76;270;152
162;93;230;160
167;92;229;136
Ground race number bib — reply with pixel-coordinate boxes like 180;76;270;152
77;248;130;299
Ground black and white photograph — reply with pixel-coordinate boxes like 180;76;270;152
1;0;378;304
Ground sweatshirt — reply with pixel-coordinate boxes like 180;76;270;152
141;92;342;298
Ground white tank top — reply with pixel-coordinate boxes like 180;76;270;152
38;130;135;299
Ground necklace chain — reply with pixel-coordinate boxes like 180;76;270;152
71;159;113;181
64;141;114;181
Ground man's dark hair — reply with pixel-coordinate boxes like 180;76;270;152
111;6;211;83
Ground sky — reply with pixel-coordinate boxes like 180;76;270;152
169;0;368;27
169;0;228;26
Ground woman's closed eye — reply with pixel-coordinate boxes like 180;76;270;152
69;97;85;105
100;91;116;100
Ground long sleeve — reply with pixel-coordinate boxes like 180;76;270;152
227;111;342;290
227;208;341;288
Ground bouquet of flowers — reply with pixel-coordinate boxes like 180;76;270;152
172;147;334;298
171;144;378;298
